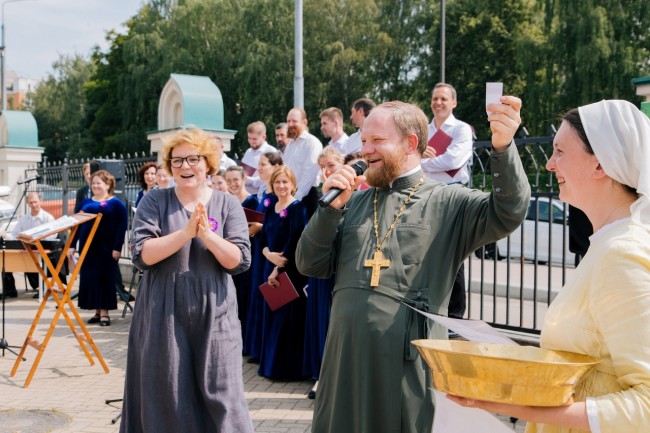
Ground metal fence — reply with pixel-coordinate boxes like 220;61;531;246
25;132;568;335
468;128;568;335
23;152;157;257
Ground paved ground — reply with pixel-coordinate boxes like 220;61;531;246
0;273;527;433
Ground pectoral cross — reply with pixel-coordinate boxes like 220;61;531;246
364;251;390;287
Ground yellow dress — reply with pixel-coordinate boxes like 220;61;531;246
526;220;650;433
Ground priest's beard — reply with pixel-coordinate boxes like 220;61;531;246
287;125;302;139
365;149;407;188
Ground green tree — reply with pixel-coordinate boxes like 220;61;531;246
31;54;96;161
550;0;650;112
415;0;546;137
303;0;382;131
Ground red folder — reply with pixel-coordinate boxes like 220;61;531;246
427;129;461;177
259;272;299;311
241;162;256;177
244;207;264;224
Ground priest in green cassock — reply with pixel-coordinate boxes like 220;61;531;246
296;97;531;433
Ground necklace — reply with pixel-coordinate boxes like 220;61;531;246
365;175;425;287
598;200;632;230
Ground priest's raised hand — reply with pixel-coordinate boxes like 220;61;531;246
487;95;522;151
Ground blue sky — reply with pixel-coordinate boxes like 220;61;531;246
4;0;143;79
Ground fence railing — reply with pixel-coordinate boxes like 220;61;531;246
25;131;570;335
24;152;157;257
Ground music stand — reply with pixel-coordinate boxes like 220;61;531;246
10;212;110;387
0;179;33;359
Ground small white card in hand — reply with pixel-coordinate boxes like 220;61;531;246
486;82;503;115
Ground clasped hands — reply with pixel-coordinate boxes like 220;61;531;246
183;203;215;241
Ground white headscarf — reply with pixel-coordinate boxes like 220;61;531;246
578;100;650;225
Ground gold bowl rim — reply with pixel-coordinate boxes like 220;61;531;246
411;339;601;366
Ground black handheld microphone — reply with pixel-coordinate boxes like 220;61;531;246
318;160;367;208
17;175;41;185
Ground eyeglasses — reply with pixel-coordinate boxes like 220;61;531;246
170;154;205;168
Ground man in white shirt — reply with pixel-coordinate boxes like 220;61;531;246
320;107;350;154
215;136;237;171
1;192;55;299
346;98;376;155
421;83;474;185
274;122;290;154
241;121;276;194
283;107;323;218
422;83;474;319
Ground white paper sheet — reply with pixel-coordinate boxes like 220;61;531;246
432;389;516;433
404;304;517;345
486;82;504;114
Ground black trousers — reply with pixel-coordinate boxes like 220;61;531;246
448;262;466;319
2;272;35;294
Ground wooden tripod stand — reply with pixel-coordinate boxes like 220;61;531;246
10;212;110;387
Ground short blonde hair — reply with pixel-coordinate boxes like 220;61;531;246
375;101;429;155
161;128;222;176
270;166;298;195
319;146;344;164
247;121;267;135
319;107;343;123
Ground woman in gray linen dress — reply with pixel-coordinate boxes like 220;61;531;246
120;128;253;433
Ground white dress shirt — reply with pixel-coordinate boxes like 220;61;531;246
220;154;237;170
242;141;277;194
282;130;323;200
8;209;56;240
328;133;352;155
421;114;473;184
342;130;362;155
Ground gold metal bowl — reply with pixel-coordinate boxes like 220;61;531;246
412;339;600;406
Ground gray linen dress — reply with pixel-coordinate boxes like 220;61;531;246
120;187;253;433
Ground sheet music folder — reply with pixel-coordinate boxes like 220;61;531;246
259;272;299;311
244;207;264;224
17;213;96;243
427;129;461;177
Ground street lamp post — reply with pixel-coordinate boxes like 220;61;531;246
294;0;304;109
440;0;446;83
1;0;34;112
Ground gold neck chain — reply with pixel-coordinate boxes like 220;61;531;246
365;174;425;287
372;175;426;252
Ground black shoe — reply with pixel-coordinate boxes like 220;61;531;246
0;291;18;300
118;290;135;302
87;314;101;324
99;316;111;327
308;382;318;399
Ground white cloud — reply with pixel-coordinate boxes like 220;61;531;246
3;0;143;79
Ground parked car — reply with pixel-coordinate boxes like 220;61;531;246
478;197;575;266
0;198;16;220
0;199;18;233
0;198;19;234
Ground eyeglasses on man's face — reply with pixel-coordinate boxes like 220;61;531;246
170;154;205;168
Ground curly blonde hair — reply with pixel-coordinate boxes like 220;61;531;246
161;128;222;176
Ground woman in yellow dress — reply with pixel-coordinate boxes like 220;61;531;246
449;100;650;433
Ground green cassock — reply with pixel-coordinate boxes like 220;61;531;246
296;144;531;433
